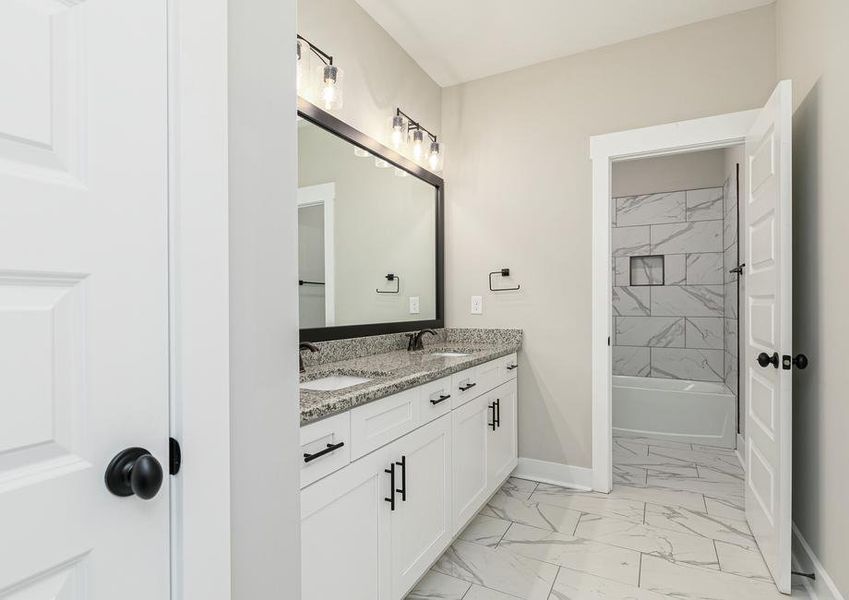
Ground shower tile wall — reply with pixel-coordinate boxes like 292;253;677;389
722;168;740;422
612;188;727;382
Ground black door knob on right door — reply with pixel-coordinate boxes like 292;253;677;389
757;352;779;368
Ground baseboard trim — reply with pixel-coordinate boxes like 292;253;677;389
735;434;745;470
792;522;845;600
512;457;593;491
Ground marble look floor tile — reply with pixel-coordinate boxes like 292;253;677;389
648;447;743;474
691;444;738;457
645;474;743;502
406;570;471;600
639;555;787;600
433;540;558;600
643;503;755;550
612;453;696;470
464;584;525;600
530;487;646;524
574;514;719;570
499;523;641;586
605;484;706;513
613;438;650;457
547;566;670;600
715;541;772;581
460;514;513;547
501;477;540;500
703;496;746;521
696;465;744;484
482;493;582;535
613;464;647;486
646;465;700;478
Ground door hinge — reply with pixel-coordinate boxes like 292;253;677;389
607;336;611;347
169;437;182;476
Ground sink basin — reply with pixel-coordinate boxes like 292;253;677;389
430;351;470;358
300;375;371;391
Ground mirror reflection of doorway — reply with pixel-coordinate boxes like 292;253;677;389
298;183;335;328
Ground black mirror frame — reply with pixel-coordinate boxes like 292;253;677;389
297;98;445;342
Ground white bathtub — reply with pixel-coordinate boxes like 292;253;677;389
613;376;736;449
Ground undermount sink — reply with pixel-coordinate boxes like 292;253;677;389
430;351;470;358
300;375;371;391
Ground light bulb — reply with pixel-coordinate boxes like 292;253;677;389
411;129;425;161
321;65;342;110
390;115;406;150
428;141;441;171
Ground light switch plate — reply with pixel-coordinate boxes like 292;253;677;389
409;296;420;314
471;296;483;315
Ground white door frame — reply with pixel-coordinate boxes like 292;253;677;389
589;109;759;492
298;183;336;326
168;0;229;597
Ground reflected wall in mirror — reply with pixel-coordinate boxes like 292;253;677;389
298;110;442;339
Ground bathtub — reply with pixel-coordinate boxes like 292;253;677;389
613;376;736;449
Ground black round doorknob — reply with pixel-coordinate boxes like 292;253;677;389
757;351;779;368
793;353;809;369
105;447;164;500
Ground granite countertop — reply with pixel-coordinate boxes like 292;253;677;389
300;329;522;425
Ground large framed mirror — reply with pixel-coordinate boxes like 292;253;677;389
298;99;444;342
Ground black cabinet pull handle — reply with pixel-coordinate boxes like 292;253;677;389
396;455;407;502
495;398;501;428
489;402;497;431
459;382;477;392
506;364;518;371
757;352;779;369
303;441;345;463
430;394;451;405
385;463;396;511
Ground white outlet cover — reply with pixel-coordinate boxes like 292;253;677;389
409;296;420;314
471;296;483;314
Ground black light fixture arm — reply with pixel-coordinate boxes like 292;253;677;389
297;34;334;66
396;108;438;143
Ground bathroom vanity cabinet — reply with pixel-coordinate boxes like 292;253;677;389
300;353;518;600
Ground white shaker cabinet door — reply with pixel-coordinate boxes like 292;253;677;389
389;414;453;598
487;380;518;493
451;393;491;530
301;444;394;600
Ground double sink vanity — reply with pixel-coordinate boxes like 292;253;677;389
299;328;521;600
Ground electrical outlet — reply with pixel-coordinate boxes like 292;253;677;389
409;296;420;314
471;296;483;315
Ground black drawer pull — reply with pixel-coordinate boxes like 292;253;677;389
495;398;501;428
385;463;396;511
506;364;518;371
489;402;497;431
303;441;345;463
459;382;477;392
430;394;451;405
396;455;407;502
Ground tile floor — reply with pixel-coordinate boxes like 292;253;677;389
406;436;806;600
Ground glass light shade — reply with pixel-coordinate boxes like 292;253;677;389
353;147;370;158
410;128;425;161
374;157;390;168
394;167;408;178
427;140;444;173
318;64;343;110
389;115;407;151
296;39;314;100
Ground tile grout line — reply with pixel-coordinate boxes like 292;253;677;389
637;552;644;588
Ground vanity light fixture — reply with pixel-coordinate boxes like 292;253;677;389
393;108;443;173
297;34;344;110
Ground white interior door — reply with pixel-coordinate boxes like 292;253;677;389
743;79;793;594
0;0;171;597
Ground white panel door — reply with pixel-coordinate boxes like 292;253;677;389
0;0;170;597
744;80;793;594
301;445;393;600
390;414;452;598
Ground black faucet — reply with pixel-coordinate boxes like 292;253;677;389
299;342;319;373
406;329;437;352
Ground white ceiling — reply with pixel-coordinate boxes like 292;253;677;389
353;0;775;86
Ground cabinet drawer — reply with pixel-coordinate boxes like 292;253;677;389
350;388;419;460
450;367;481;409
500;353;519;380
418;376;452;425
300;411;351;489
476;358;503;394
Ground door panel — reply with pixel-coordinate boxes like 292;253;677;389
390;415;452;598
0;0;170;597
744;80;792;594
487;381;518;492
452;394;489;530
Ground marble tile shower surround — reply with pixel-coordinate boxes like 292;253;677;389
611;185;738;383
406;437;801;600
721;167;741;432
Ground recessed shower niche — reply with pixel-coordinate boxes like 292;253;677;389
629;255;664;286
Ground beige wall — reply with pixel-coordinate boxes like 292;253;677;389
612;149;726;198
777;0;849;594
298;0;442;148
442;6;777;468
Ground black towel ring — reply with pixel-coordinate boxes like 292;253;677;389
489;268;520;292
376;273;400;294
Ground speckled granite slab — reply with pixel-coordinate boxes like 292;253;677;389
300;328;522;425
